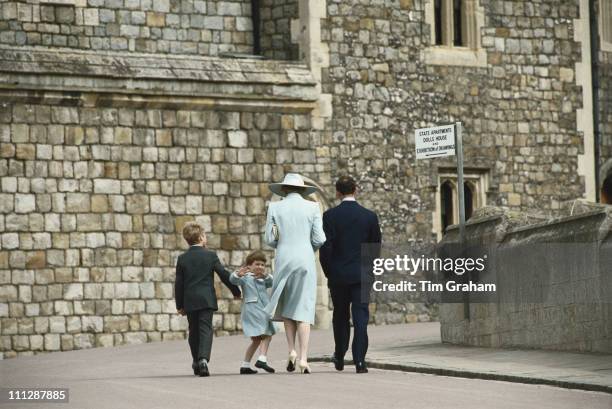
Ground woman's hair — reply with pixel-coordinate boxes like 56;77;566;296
281;185;307;195
182;222;203;246
245;250;267;266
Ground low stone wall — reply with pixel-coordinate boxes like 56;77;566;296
439;204;612;353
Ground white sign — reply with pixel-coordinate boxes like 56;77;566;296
415;124;456;159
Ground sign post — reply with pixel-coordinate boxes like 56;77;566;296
415;122;469;319
455;122;466;244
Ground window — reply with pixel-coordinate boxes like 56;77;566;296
430;0;472;48
453;0;463;46
601;0;612;51
423;0;486;67
434;0;443;45
434;169;489;239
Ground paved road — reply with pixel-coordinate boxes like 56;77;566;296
1;324;611;409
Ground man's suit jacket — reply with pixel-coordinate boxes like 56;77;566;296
320;200;382;286
175;246;241;313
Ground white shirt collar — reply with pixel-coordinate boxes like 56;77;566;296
341;196;356;202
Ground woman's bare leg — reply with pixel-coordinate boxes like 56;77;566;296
296;321;311;362
283;318;297;354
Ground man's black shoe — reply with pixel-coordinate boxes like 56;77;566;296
331;353;344;371
192;361;199;375
198;359;210;377
254;360;275;373
355;362;368;374
240;367;258;374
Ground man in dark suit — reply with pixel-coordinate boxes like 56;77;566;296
175;222;241;377
320;175;382;374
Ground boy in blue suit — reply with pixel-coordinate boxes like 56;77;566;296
230;251;276;374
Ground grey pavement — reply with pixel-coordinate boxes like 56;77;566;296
311;322;612;394
1;322;611;409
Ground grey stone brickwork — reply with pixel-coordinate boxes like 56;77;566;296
0;46;327;358
0;0;253;55
0;101;327;358
438;204;612;353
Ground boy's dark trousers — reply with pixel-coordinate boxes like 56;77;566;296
186;308;214;362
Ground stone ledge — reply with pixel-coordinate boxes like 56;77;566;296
0;46;318;111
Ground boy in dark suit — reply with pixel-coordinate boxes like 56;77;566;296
175;222;241;377
320;175;382;374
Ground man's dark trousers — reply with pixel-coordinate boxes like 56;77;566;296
329;283;369;364
186;309;214;362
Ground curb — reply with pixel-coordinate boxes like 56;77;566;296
309;356;612;395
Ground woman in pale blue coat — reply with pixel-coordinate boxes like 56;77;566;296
264;173;326;374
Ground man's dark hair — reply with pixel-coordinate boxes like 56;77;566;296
336;175;356;195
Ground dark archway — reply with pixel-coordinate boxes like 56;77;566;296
441;180;454;232
464;181;474;220
602;173;612;204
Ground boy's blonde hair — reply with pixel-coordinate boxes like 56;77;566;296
182;222;204;246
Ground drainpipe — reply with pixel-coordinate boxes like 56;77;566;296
589;0;601;201
251;0;261;55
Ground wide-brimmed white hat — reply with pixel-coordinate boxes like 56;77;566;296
269;173;317;197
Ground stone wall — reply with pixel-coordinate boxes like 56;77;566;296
0;0;253;55
438;205;612;353
0;103;327;358
320;0;585;246
0;47;327;358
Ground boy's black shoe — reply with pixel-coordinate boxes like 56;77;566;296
198;359;210;377
355;362;368;374
240;367;258;374
192;361;199;375
255;360;275;373
331;353;344;371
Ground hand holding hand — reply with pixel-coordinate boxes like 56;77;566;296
177;308;186;316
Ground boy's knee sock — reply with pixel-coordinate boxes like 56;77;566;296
257;355;267;363
241;361;252;368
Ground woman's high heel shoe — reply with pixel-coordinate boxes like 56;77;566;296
297;360;311;374
286;351;297;372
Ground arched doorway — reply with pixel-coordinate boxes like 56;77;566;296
267;176;333;329
600;160;612;205
602;173;612;204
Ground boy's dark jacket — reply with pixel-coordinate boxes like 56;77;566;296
175;246;241;312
